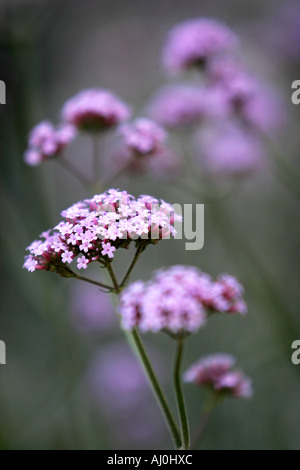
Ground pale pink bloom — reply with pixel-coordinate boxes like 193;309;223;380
101;242;116;259
23;190;182;275
120;118;167;155
77;256;89;270
23;149;43;167
61;250;74;264
147;84;210;128
193;123;265;176
24;121;76;166
119;266;246;335
184;353;252;398
61;88;131;132
207;67;286;134
162;18;238;74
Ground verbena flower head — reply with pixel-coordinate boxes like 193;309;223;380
119;266;247;335
23;189;182;275
184;353;252;398
120;118;167;156
162;18;238;74
194;124;265;176
24;121;76;166
61;88;131;132
147;84;210;128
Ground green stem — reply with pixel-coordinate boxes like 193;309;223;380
120;245;143;288
74;273;113;291
191;393;219;449
106;263;120;293
173;339;190;449
105;265;182;448
58;157;92;189
265;136;300;200
131;329;182;449
92;136;99;185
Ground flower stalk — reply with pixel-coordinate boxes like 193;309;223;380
173;338;190;449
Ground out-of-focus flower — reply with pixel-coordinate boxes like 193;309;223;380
119;266;247;335
193;123;265;177
147;84;210;128
86;344;150;409
69;283;116;335
111;117;181;178
23;189;182;274
61;88;131;132
24;121;76;166
84;343;165;446
207;64;286;134
120;118;167;156
184;353;252;398
162;18;238;74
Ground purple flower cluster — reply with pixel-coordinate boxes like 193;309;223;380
119;266;247;335
184;354;252;398
152;17;286;179
194;124;265;176
162;18;238;74
147;84;210;129
23;189;182;274
61;88;131;132
24;121;77;166
207;60;285;134
120;118;167;156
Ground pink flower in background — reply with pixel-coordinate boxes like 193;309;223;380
23;189;182;274
147;84;210;128
184;353;252;398
69;283;116;335
119;266;247;335
24;121;76;166
193;124;265;176
207;65;286;134
61;88;131;132
162;18;238;74
120;118;167;156
108;140;182;179
23;149;43;167
84;343;165;446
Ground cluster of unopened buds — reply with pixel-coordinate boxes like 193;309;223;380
23;17;258;450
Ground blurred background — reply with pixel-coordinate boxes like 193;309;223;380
0;0;300;450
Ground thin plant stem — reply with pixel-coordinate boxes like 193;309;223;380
92;136;99;185
173;338;190;449
105;264;182;449
191;393;220;449
131;329;182;449
57;157;92;189
106;263;120;292
100;160;132;188
74;273;113;291
261;133;300;200
120;245;144;288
